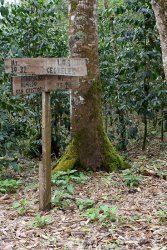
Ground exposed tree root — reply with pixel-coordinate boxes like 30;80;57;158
52;137;79;173
52;128;130;172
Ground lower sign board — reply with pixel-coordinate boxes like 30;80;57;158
12;75;80;95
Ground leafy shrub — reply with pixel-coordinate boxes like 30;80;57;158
83;207;100;221
0;0;69;160
52;170;78;186
51;187;74;209
31;213;52;228
12;199;29;215
76;199;95;211
123;175;143;187
52;169;88;187
83;205;118;222
99;205;118;222
0;179;22;193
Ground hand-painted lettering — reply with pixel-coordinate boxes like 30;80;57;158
20;66;27;73
21;81;37;88
26;87;43;94
57;59;71;67
16;89;23;94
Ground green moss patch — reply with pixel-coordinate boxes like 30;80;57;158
52;136;79;173
98;125;130;172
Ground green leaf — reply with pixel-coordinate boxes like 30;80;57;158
12;202;20;208
67;184;74;194
79;204;84;211
0;6;9;17
100;204;109;211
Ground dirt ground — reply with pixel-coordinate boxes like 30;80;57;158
0;145;167;250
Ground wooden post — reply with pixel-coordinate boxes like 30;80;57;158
39;91;51;211
4;57;87;211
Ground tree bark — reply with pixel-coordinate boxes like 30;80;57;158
151;0;167;80
53;0;128;172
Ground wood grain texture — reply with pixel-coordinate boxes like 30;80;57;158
39;92;51;211
12;75;80;95
5;58;87;76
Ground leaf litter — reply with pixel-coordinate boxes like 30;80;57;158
0;148;166;250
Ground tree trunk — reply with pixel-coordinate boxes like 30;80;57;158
151;0;167;80
161;107;164;142
118;109;127;151
53;0;128;172
142;112;148;151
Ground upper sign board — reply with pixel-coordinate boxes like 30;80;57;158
5;58;87;76
12;75;80;95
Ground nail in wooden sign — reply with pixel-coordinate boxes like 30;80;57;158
12;75;80;95
5;58;87;76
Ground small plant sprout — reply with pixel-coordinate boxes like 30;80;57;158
33;213;52;228
101;175;113;186
157;209;167;223
12;199;29;215
51;189;73;209
76;198;95;211
123;174;143;187
83;207;100;221
99;205;118;222
83;205;118;223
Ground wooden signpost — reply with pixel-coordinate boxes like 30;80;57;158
5;57;87;211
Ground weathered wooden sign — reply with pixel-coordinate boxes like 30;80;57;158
5;58;87;76
4;57;87;211
12;75;80;95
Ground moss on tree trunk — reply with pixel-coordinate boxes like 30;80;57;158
53;128;128;173
53;82;129;173
53;0;129;172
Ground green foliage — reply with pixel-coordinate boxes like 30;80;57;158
12;199;29;215
99;0;166;149
99;205;118;222
101;175;113;186
52;169;88;186
51;170;90;209
51;189;73;209
32;213;51;228
0;156;20;172
157;209;167;223
122;165;140;175
0;179;22;193
52;169;77;185
83;205;118;222
0;0;69;161
51;171;74;208
83;207;100;221
123;174;143;187
76;199;95;211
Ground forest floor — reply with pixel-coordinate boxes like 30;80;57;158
0;140;167;250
